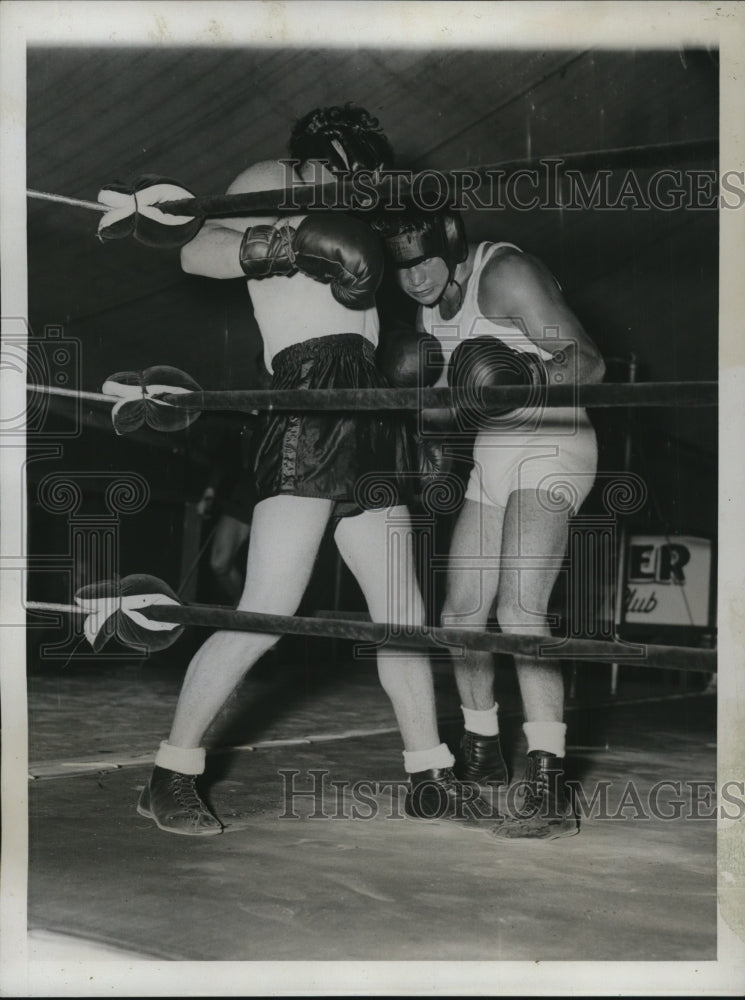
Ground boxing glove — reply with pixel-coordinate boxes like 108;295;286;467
448;335;547;425
238;223;296;278
239;213;384;309
376;322;445;389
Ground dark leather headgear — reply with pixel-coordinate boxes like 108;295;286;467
375;208;468;275
289;104;394;174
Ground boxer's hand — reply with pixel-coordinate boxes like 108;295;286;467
97;175;203;248
376;322;444;388
239;213;384;309
448;335;547;425
238;223;296;278
293;214;384;309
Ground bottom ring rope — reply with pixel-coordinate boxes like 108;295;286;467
26;587;716;674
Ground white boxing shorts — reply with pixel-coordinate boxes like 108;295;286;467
464;409;598;513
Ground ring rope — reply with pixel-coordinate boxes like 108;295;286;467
161;381;717;412
26;139;717;219
28;380;718;413
26;599;716;673
28;383;119;405
27;190;107;213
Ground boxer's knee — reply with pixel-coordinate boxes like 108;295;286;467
209;548;232;579
441;589;491;629
495;593;548;634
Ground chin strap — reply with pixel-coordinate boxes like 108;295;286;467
436;276;463;313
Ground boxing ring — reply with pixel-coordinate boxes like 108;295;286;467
17;156;722;965
21;361;719;961
26;626;717;961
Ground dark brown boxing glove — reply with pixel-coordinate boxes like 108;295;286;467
376;321;445;389
239;213;384;310
448;335;547;426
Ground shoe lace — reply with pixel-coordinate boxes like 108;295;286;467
170;773;208;812
522;757;550;815
436;767;460;790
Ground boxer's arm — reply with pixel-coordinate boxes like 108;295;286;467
180;220;246;279
478;252;605;385
181;167;282;280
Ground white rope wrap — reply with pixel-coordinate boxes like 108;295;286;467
101;379;192;425
74;592;181;647
96;183;196;238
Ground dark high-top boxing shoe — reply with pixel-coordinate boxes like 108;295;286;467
492;750;578;841
404;767;491;823
456;731;509;787
137;766;224;836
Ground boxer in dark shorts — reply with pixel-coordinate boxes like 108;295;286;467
254;333;407;517
136;107;484;836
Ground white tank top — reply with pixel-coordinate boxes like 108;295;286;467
421;242;588;432
421;242;554;364
249;260;379;374
232;160;380;373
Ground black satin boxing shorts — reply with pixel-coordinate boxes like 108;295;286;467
253;333;415;518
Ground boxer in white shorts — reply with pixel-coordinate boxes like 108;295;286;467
460;243;598;511
376;207;605;839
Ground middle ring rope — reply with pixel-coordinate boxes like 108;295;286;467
160;381;716;412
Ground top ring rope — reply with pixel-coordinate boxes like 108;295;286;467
27;138;717;219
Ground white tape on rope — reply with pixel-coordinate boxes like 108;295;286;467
73;593;181;646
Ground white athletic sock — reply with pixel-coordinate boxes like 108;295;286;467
154;740;206;775
523;722;567;759
461;704;499;737
402;743;455;774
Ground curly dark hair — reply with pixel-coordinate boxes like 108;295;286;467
289;103;394;172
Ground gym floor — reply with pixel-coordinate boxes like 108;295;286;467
26;637;717;964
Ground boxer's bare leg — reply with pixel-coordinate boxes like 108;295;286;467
492;489;577;840
334;506;441;752
441;499;503;712
440;499;509;789
334;507;486;823
169;495;332;747
139;495;331;835
497;489;569;729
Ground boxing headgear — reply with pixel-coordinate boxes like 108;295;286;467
376;208;468;278
289;104;395;174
